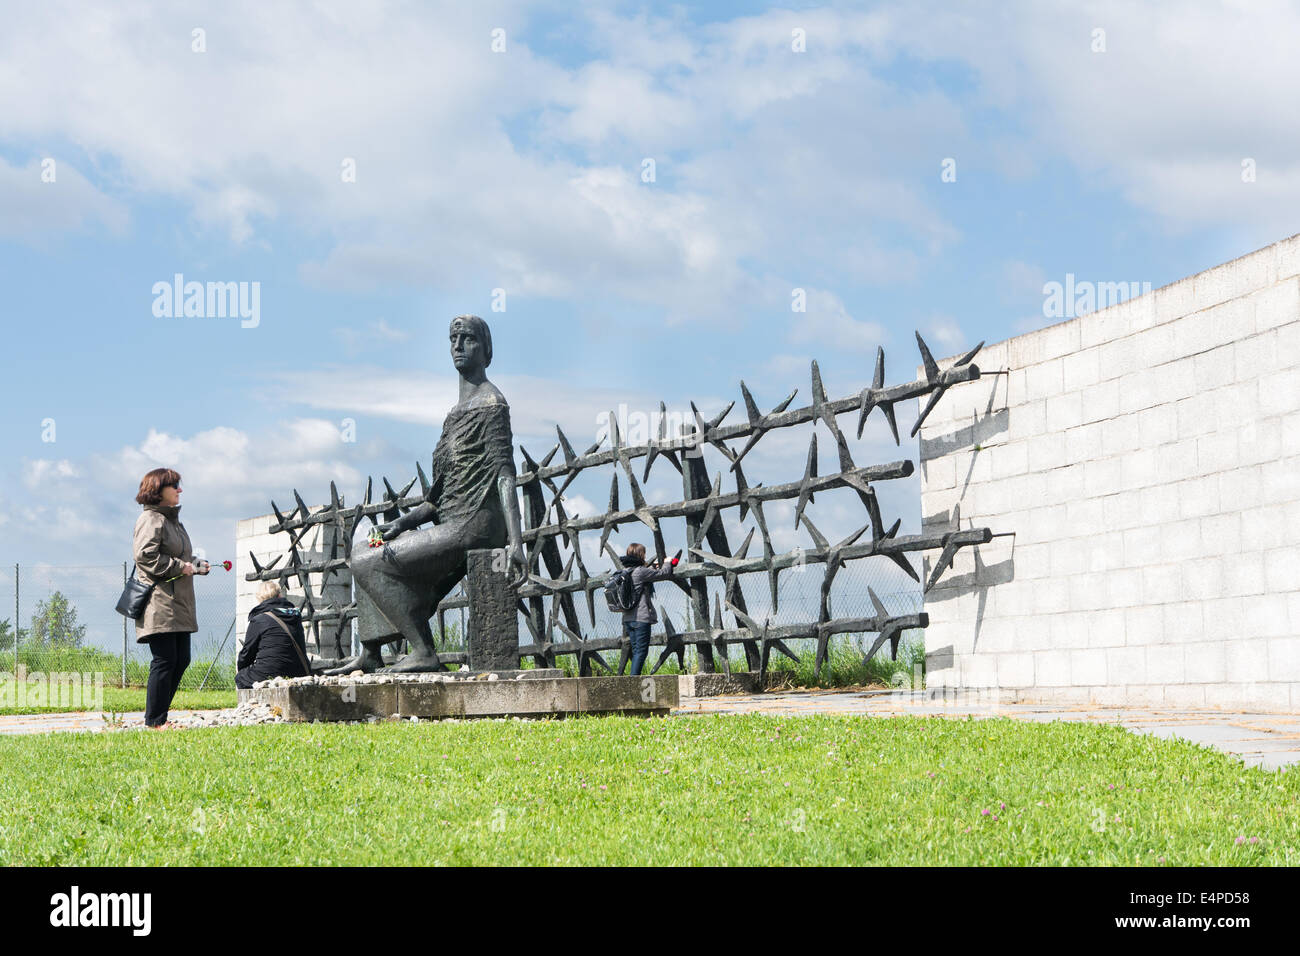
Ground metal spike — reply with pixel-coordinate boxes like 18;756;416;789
954;340;985;367
519;445;540;475
607;410;621;450
867;586;890;620
652;612;686;673
916;331;940;383
911;386;948;437
800;514;829;554
924;538;960;593
556;426;578;466
740;381;761;424
736;526;755;559
881;402;900;445
734;460;750;522
730;430;765;470
794;434;818;529
770;388;798;414
708;401;735;431
888;549;920;583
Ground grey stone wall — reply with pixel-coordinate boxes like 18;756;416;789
919;234;1300;710
234;512;351;661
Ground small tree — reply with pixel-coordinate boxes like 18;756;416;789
0;617;20;652
28;592;87;649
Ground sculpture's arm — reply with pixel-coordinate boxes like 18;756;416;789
381;502;436;541
497;470;529;589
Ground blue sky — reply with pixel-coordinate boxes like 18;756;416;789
1;1;1297;625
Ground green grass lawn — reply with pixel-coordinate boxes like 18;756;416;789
0;714;1295;866
0;686;237;716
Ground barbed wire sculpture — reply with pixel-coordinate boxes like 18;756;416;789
246;334;999;683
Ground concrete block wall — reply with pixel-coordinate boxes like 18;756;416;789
919;233;1300;710
234;512;351;661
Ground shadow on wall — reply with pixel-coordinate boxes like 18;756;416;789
922;366;1015;660
921;377;1010;502
920;407;1010;459
927;542;1016;654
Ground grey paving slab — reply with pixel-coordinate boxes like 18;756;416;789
1133;723;1264;742
0;711;206;735
674;690;1300;769
1243;752;1300;771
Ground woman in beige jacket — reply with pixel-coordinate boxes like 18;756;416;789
132;467;208;727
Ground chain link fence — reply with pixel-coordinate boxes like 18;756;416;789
0;564;238;691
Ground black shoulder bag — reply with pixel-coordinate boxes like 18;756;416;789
114;564;155;620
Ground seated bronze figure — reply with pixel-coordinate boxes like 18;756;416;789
328;315;527;674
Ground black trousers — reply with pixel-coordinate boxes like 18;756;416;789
144;632;192;726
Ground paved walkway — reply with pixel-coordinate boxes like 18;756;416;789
0;711;207;735
676;689;1300;770
3;692;1298;770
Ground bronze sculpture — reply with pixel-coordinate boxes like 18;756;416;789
327;315;527;673
252;329;998;682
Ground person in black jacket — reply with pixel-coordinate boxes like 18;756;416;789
236;581;311;688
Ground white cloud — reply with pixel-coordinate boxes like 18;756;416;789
926;316;965;354
10;419;375;565
0;3;968;321
23;459;81;489
879;0;1300;243
0;157;127;240
265;365;732;455
787;289;887;352
332;319;414;354
1;0;1294;321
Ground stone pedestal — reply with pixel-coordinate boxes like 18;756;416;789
678;672;763;697
466;548;519;671
240;672;678;721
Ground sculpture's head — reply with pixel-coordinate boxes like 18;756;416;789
449;314;492;374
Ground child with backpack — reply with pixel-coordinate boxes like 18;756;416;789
608;542;679;676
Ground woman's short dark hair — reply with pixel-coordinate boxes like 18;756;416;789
449;314;492;367
136;468;181;505
626;542;646;562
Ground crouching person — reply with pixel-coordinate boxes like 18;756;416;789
236;581;312;688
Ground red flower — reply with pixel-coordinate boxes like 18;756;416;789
220;560;233;571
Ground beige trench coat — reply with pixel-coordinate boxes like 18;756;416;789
132;504;198;640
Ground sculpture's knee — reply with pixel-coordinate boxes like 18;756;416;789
351;549;378;589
